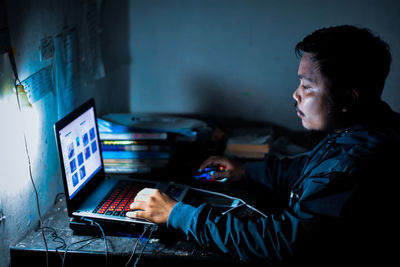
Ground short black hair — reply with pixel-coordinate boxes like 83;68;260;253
295;25;391;103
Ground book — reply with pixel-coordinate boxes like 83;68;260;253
226;143;270;153
101;140;168;145
104;166;152;174
101;144;169;152
103;158;170;165
103;158;170;174
102;151;170;160
224;127;274;159
97;115;180;174
99;132;168;141
99;113;210;139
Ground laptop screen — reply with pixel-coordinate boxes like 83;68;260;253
57;105;102;199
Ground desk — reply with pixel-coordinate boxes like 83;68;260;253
10;190;248;267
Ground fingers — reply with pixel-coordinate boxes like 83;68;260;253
129;200;146;211
134;188;157;202
210;170;229;180
200;156;245;182
126;188;155;220
199;156;235;182
129;188;158;210
199;156;228;170
126;188;177;224
126;210;146;219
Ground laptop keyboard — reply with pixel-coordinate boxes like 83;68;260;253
92;182;185;217
93;182;141;217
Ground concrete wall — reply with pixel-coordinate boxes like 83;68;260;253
0;1;400;266
0;0;108;265
129;0;400;130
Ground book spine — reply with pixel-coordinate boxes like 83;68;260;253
102;151;170;159
101;144;168;152
104;166;152;174
225;143;270;153
101;140;168;145
104;159;169;167
103;158;169;164
99;132;168;140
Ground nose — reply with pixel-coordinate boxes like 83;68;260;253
293;86;301;103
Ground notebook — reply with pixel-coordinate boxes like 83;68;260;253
54;98;189;226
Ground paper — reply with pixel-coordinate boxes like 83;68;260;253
54;27;79;118
80;0;105;80
21;65;53;104
100;113;211;138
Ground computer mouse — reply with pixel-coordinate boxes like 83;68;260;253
193;165;228;182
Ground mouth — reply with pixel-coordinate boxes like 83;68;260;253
294;102;305;117
296;108;305;117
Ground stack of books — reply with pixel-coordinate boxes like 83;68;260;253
98;118;171;174
224;127;274;159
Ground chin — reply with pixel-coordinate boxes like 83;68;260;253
302;120;324;131
301;121;313;130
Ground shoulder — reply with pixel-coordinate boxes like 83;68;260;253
325;115;400;176
307;118;400;177
340;116;400;156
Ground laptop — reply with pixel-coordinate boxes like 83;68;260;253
54;98;189;226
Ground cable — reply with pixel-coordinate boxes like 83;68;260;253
190;186;245;202
220;203;247;215
190;186;269;219
41;226;68;262
80;217;108;267
133;225;158;267
15;81;49;267
42;226;67;249
61;236;99;267
124;225;150;267
92;220;108;267
42;224;108;267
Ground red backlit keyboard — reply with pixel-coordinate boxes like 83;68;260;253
93;182;141;217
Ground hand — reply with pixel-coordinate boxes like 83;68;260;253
126;188;177;224
199;156;245;182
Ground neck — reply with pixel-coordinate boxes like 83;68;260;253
332;99;387;132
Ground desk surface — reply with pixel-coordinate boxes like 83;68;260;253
10;189;248;267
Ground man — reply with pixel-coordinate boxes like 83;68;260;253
127;25;400;265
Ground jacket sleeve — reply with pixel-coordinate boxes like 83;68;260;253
244;153;309;196
167;169;358;264
167;201;307;264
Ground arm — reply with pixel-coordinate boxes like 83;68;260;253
127;169;358;264
244;153;309;196
167;170;358;264
167;201;302;263
199;153;310;194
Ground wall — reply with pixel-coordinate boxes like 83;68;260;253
0;1;399;266
0;0;116;266
129;0;400;130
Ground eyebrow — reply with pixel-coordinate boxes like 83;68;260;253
298;74;314;83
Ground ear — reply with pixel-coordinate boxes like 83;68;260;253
342;89;359;112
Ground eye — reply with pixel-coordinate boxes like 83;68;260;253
302;85;311;90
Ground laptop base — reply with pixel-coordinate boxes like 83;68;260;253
69;217;187;242
69;217;147;237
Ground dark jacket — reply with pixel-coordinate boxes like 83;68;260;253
167;102;400;266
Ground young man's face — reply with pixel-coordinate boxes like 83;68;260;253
293;52;335;131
